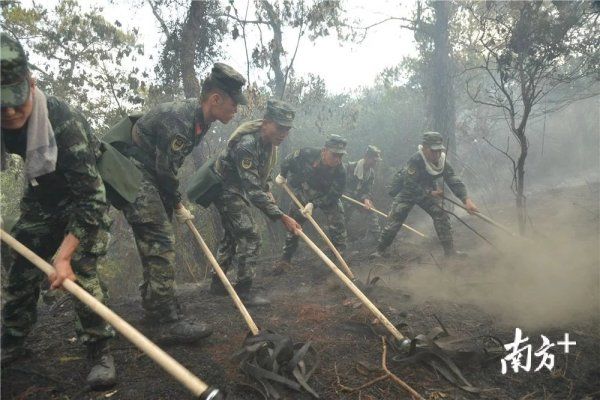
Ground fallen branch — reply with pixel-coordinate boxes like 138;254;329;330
335;337;425;400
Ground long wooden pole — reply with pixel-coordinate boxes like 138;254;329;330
185;221;260;335
280;182;355;279
441;195;517;237
296;230;406;341
0;229;220;400
341;194;427;238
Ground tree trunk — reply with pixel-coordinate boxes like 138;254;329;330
515;131;528;234
180;1;208;98
429;1;456;154
261;1;286;98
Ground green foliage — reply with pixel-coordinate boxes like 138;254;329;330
1;0;147;131
226;0;351;98
146;0;226;100
0;156;25;228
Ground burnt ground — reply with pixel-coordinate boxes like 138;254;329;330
2;183;599;400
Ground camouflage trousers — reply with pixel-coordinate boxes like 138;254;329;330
282;199;347;262
377;193;453;253
117;165;178;317
1;200;115;346
345;199;381;241
213;191;260;291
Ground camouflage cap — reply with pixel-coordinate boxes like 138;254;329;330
264;99;295;128
365;145;382;159
422;131;445;150
208;62;247;105
1;33;30;108
324;134;347;155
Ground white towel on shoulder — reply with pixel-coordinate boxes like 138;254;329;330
25;87;57;184
418;144;445;176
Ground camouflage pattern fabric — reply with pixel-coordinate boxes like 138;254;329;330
1;96;114;345
0;32;30;107
345;202;381;240
279;147;347;261
117;161;179;315
216;120;284;220
214;191;260;289
2;211;114;344
282;199;347;262
346;160;376;202
212;121;286;289
131;99;210;211
280;147;346;209
264;99;295;127
378;152;468;254
345;159;381;239
112;99;211;317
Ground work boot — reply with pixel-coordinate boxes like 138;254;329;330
1;335;31;366
235;278;271;307
145;305;213;345
86;340;116;390
272;259;293;275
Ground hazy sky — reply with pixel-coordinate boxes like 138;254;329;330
103;0;419;93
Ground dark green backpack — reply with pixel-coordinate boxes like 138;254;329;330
97;114;144;207
186;158;224;208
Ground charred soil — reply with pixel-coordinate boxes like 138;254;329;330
2;184;599;400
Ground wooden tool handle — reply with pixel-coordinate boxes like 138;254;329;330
442;196;516;237
341;195;427;238
0;229;216;398
185;221;260;335
281;182;355;279
296;230;405;341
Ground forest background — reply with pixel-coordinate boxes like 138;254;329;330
1;0;598;296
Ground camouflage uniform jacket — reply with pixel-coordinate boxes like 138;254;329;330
216;120;284;220
132;99;210;207
0;95;108;241
389;152;467;202
280;147;346;208
346;160;375;201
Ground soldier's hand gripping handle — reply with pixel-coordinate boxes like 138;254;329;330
280;214;302;234
174;203;195;224
464;198;479;214
275;174;287;185
301;202;314;217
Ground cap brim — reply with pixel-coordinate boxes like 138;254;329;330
329;149;347;155
429;144;445;151
1;79;30;108
275;121;293;129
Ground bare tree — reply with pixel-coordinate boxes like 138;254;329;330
463;1;599;233
224;0;349;100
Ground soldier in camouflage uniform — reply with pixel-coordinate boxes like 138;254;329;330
105;63;247;342
275;135;348;270
201;100;301;305
345;145;382;243
0;33;116;388
371;132;478;258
